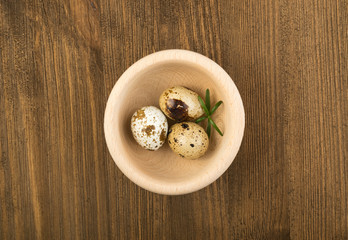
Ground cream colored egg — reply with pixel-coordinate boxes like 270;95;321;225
131;106;168;151
159;86;204;121
167;122;209;159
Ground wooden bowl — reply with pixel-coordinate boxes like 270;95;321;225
104;50;245;195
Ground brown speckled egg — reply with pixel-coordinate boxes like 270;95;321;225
159;86;204;122
131;106;168;151
167;122;209;159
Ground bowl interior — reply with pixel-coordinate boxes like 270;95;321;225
108;60;240;184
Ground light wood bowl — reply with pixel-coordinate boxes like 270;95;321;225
104;50;245;195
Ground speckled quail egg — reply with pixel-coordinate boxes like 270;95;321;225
131;106;168;151
159;86;204;122
167;122;209;159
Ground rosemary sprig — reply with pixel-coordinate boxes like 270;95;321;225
207;120;211;137
196;89;223;138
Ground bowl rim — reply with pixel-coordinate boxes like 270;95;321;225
104;49;245;195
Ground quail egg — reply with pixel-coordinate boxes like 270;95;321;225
167;122;209;159
131;106;168;151
159;86;204;122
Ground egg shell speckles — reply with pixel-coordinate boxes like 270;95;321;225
159;86;204;122
131;106;168;151
167;122;209;159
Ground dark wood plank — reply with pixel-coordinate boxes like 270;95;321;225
1;0;106;239
220;1;291;238
0;0;347;239
220;1;348;239
278;1;348;239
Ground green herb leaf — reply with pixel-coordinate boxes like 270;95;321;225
211;101;223;114
197;89;223;138
205;89;210;111
206;121;211;138
195;116;207;123
208;117;223;136
198;96;210;115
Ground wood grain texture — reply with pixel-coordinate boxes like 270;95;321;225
0;0;347;239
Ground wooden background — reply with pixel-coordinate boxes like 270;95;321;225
0;0;347;239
